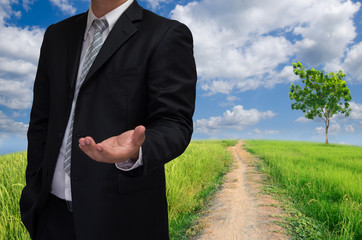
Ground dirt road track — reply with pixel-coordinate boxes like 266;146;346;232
193;141;289;240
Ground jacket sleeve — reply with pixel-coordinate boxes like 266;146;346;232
25;25;53;183
142;21;197;176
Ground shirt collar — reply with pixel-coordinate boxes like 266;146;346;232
84;0;134;40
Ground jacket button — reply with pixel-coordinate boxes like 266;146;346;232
73;176;79;181
59;132;63;139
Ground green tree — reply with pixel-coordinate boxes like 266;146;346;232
289;62;352;144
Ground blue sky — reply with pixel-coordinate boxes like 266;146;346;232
0;0;362;154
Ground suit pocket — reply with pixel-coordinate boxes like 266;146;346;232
20;165;43;216
117;172;163;195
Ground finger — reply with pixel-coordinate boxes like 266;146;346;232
79;138;86;147
96;143;103;152
82;136;96;147
132;125;146;146
79;137;102;161
85;136;95;146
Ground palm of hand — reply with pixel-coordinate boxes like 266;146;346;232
100;130;135;159
78;126;145;163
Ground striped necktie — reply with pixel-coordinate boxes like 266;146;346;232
64;19;108;176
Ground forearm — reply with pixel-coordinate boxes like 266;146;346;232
141;21;196;176
142;120;192;174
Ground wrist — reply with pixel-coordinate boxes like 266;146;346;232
130;150;139;161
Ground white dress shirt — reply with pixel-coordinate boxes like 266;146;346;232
51;0;142;201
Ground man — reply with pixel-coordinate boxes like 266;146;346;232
19;0;197;239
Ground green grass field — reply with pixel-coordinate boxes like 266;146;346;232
3;139;360;239
0;151;27;240
244;140;362;240
0;140;236;240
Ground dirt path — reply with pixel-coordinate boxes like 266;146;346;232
193;140;289;240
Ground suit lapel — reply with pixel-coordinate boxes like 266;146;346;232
82;0;143;86
67;13;87;93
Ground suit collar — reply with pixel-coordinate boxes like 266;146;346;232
67;12;87;93
124;0;143;22
85;0;135;40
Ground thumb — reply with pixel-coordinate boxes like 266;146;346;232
131;125;146;147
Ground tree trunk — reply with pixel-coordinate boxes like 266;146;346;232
325;120;329;144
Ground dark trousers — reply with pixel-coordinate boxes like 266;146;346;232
34;193;76;240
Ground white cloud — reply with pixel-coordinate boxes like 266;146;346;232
49;0;76;15
22;0;35;11
219;95;240;107
0;110;28;134
315;126;324;135
293;1;358;66
295;116;313;123
142;0;168;9
331;124;341;133
10;111;25;118
0;57;37;76
343;42;362;83
0;78;34;109
0;25;43;63
171;0;361;95
0;0;21;24
201;80;234;95
315;123;341;135
252;128;279;136
194;105;276;135
265;66;300;88
344;124;355;133
349;102;362;120
0;3;44;109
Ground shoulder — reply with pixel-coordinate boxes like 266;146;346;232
140;9;193;40
44;12;87;36
54;12;86;26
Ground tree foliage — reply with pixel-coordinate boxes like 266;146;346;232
289;62;352;143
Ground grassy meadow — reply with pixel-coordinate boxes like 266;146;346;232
244;140;362;240
2;139;360;239
0;152;27;240
0;140;236;240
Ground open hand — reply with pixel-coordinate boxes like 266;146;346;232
78;125;145;163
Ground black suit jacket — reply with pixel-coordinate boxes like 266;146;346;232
19;1;197;239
